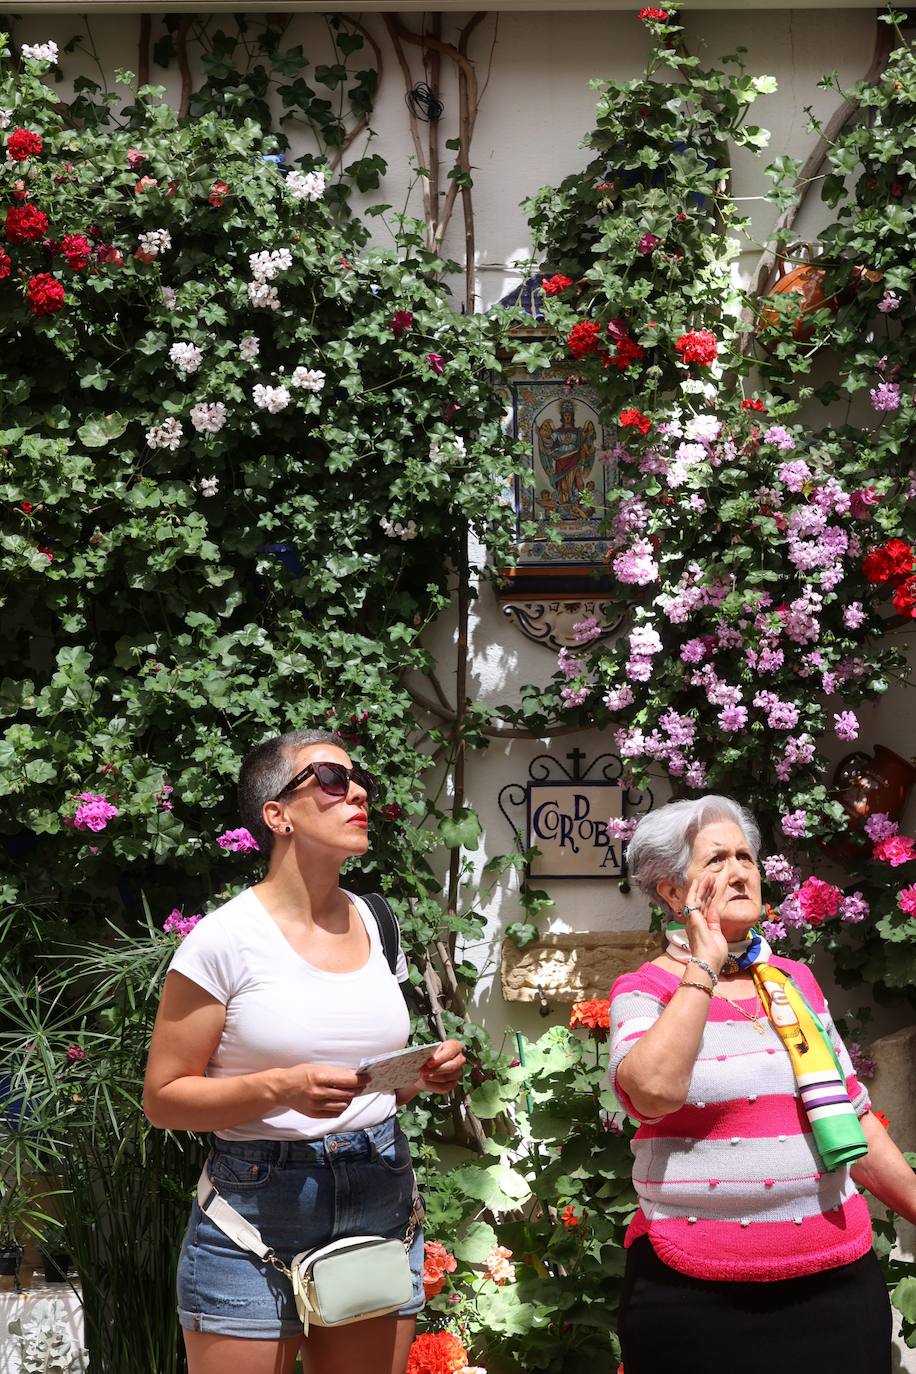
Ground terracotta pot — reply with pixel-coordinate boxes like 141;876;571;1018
829;745;916;860
757;259;883;347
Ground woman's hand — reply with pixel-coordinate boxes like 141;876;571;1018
278;1063;371;1118
681;870;729;974
418;1039;466;1094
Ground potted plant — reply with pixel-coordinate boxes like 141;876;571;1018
0;1180;61;1279
39;1221;71;1285
8;1297;88;1373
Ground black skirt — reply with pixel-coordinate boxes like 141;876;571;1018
618;1236;892;1374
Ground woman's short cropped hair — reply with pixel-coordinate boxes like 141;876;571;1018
625;795;761;909
237;729;346;855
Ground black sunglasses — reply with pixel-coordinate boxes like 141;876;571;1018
272;761;379;806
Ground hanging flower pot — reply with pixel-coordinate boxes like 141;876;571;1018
758;251;883;346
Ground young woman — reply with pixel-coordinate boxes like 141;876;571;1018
144;730;465;1374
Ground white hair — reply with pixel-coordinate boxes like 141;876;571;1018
625;795;761;907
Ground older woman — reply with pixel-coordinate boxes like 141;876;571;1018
610;795;916;1374
143;730;465;1374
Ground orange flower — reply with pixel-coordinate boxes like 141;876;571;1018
569;998;610;1041
406;1330;469;1374
560;1203;584;1229
423;1240;457;1299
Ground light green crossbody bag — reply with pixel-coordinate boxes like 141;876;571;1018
196;1161;422;1334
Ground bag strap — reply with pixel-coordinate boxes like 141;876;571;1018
197;1156;424;1270
197;1163;292;1278
360;892;400;977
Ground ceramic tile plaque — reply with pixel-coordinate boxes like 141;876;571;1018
526;781;624;880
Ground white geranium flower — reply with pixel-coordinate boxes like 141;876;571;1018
137;228;171;257
290;367;326;393
239;335;260;361
160;286;177;310
248;248;293;282
247;280;280;311
0;110;12;130
190;402;227;434
684;413;721;443
145;418;183;451
380;516;418;541
169;341;204;374
253;384;290;414
199;476;219;497
286;170;326;202
21;40;58;64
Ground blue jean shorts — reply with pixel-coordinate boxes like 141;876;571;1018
177;1115;425;1339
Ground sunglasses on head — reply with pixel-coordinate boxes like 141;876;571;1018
272;760;379;806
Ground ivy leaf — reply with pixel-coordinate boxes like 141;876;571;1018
439;808;482;851
77;414;128;448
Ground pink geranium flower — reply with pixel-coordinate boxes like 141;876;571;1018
216;827;260;854
873;835;916;867
795;876;842;925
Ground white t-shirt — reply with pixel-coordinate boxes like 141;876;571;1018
167;887;411;1141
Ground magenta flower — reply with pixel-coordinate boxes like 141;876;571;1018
216;826;260;854
65;1045;86;1064
718;704;748;731
869;381;900;413
843;602;867;630
872;834;916;867
848;1042;877;1079
849;487;881;520
606;817;638;841
612;539;659;585
761;919;787;943
796;875;842;925
560;685;590;707
897;884;916;915
426;353;444;375
764;426;796;452
839;891;869;924
865;812;897;842
603;684;635;711
636;232;659;256
163;910;203;939
833;710;859;741
72;792;119;832
877;292;899;314
781;809;808;838
389;310;414;338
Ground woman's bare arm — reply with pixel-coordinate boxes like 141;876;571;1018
850;1111;916;1225
143;972;366;1131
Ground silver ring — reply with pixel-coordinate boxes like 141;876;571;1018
682;905;698;916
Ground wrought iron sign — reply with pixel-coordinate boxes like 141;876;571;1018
498;748;652;881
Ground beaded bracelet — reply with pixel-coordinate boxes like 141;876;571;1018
686;954;718;987
678;980;713;998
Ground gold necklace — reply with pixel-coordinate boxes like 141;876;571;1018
716;992;766;1035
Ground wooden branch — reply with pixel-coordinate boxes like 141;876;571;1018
329;17;384;172
737;18;894;353
383;14;434;241
402;671;588;740
175;16;194;120
446;530;470;951
137;15;151;88
421;955;487;1153
426;14;442;233
457;14;485;311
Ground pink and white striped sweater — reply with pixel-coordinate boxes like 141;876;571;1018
609;956;872;1282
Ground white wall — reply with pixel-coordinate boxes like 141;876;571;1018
22;9;914;1042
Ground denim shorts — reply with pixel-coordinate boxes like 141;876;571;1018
177;1115;425;1339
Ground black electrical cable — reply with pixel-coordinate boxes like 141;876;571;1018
406;82;444;123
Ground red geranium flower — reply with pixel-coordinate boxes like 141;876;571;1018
561;1203;585;1228
0;251;10;279
639;7;670;20
608;333;645;370
126;148;146;170
741;397;766;412
405;1330;469;1374
389;309;414;338
619;407;652;436
59;233;92;271
5;204;49;243
134;176;159;194
862;538;914;586
19;501;33;513
381;802;403;821
892;575;916;618
427;352;445;375
675;329;718;366
37;546;53;561
7;128;43;161
542;273;574;295
567;318;603;360
208;180;230;208
26;273;65;316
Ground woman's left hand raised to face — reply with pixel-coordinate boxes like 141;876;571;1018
419;1039;465;1094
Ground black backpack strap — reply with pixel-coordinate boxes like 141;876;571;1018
360;892;401;978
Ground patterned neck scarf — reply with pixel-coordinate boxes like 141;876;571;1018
665;922;867;1172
